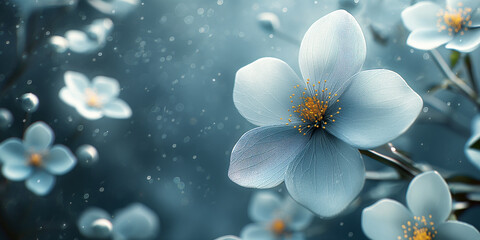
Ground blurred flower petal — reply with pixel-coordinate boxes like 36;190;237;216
24;122;54;152
406;29;453;50
102;99;132;119
248;191;282;223
25;170;56;196
44;145;77;175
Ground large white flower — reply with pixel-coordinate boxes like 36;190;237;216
229;10;423;217
59;71;132;120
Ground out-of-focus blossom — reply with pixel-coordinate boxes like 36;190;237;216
401;0;480;52
215;235;242;240
240;191;313;240
58;18;114;54
87;0;139;17
0;122;76;196
0;108;13;129
78;203;160;240
257;12;280;33
362;171;480;240
228;10;422;217
465;115;480;169
59;71;132;120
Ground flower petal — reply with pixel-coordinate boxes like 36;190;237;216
285;131;365;217
59;87;80;107
436;221;480;240
240;224;275;240
407;29;453;50
92;76;120;100
25;170;56;196
102;99;132;119
465;116;480;168
362;199;414;240
298;10;366;100
228;126;309;189
472;11;480;27
77;207;112;238
65;30;99;53
112;203;160;240
406;171;452;224
24;122;54;152
43;145;76;175
233;57;305;126
280;196;313;231
447;0;480;11
214;236;241;240
2;164;32;181
326;69;422;149
0;138;26;165
76;105;104;120
401;2;443;31
248;191;282;223
446;28;480;53
64;71;90;96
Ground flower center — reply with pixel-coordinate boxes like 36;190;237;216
270;219;286;236
29;153;43;167
398;215;437;240
437;3;473;35
285;79;341;135
85;88;102;108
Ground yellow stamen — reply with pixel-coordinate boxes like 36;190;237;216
399;216;437;240
29;153;43;167
85;89;102;108
270;219;286;236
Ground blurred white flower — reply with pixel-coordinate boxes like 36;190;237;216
59;71;132;120
87;0;139;17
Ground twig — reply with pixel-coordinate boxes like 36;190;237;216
360;149;422;179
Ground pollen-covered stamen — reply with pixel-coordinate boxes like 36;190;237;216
437;3;473;35
85;88;102;108
398;215;437;240
270;219;286;236
29;153;43;167
284;79;341;134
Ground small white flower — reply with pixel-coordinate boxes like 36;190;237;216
59;71;132;120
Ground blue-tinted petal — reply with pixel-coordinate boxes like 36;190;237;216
78;207;112;238
112;203;160;240
326;70;422;149
406;171;452;224
0;138;26;165
362;199;414;240
233;57;305;126
281;196;313;231
64;71;91;96
446;28;480;52
92;76;120;100
76;104;104;120
249;191;282;223
25;170;56;196
436;221;480;240
299;10;365;101
465;129;480;169
2;164;32;181
240;224;275;240
401;2;442;31
472;11;480;27
228;126;309;189
43;145;76;175
215;236;242;240
24;122;54;152
65;30;99;53
407;29;453;50
102;99;132;119
59;87;81;107
288;232;305;240
285;131;365;217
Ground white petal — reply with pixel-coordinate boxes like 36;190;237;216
407;29;453;50
285;131;365;217
59;87;81;107
326;69;423;149
436;221;480;240
233;57;305;126
25;170;56;196
446;28;480;53
102;99;132;119
406;171;452;224
401;2;443;31
92;76;120;100
64;71;90;96
2;164;33;181
362;199;414;240
43;145;77;175
228;126;309;189
76;105;104;120
298;10;366;100
65;30;99;53
24;122;54;152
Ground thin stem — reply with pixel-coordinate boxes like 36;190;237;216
360;149;422;179
429;49;480;107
